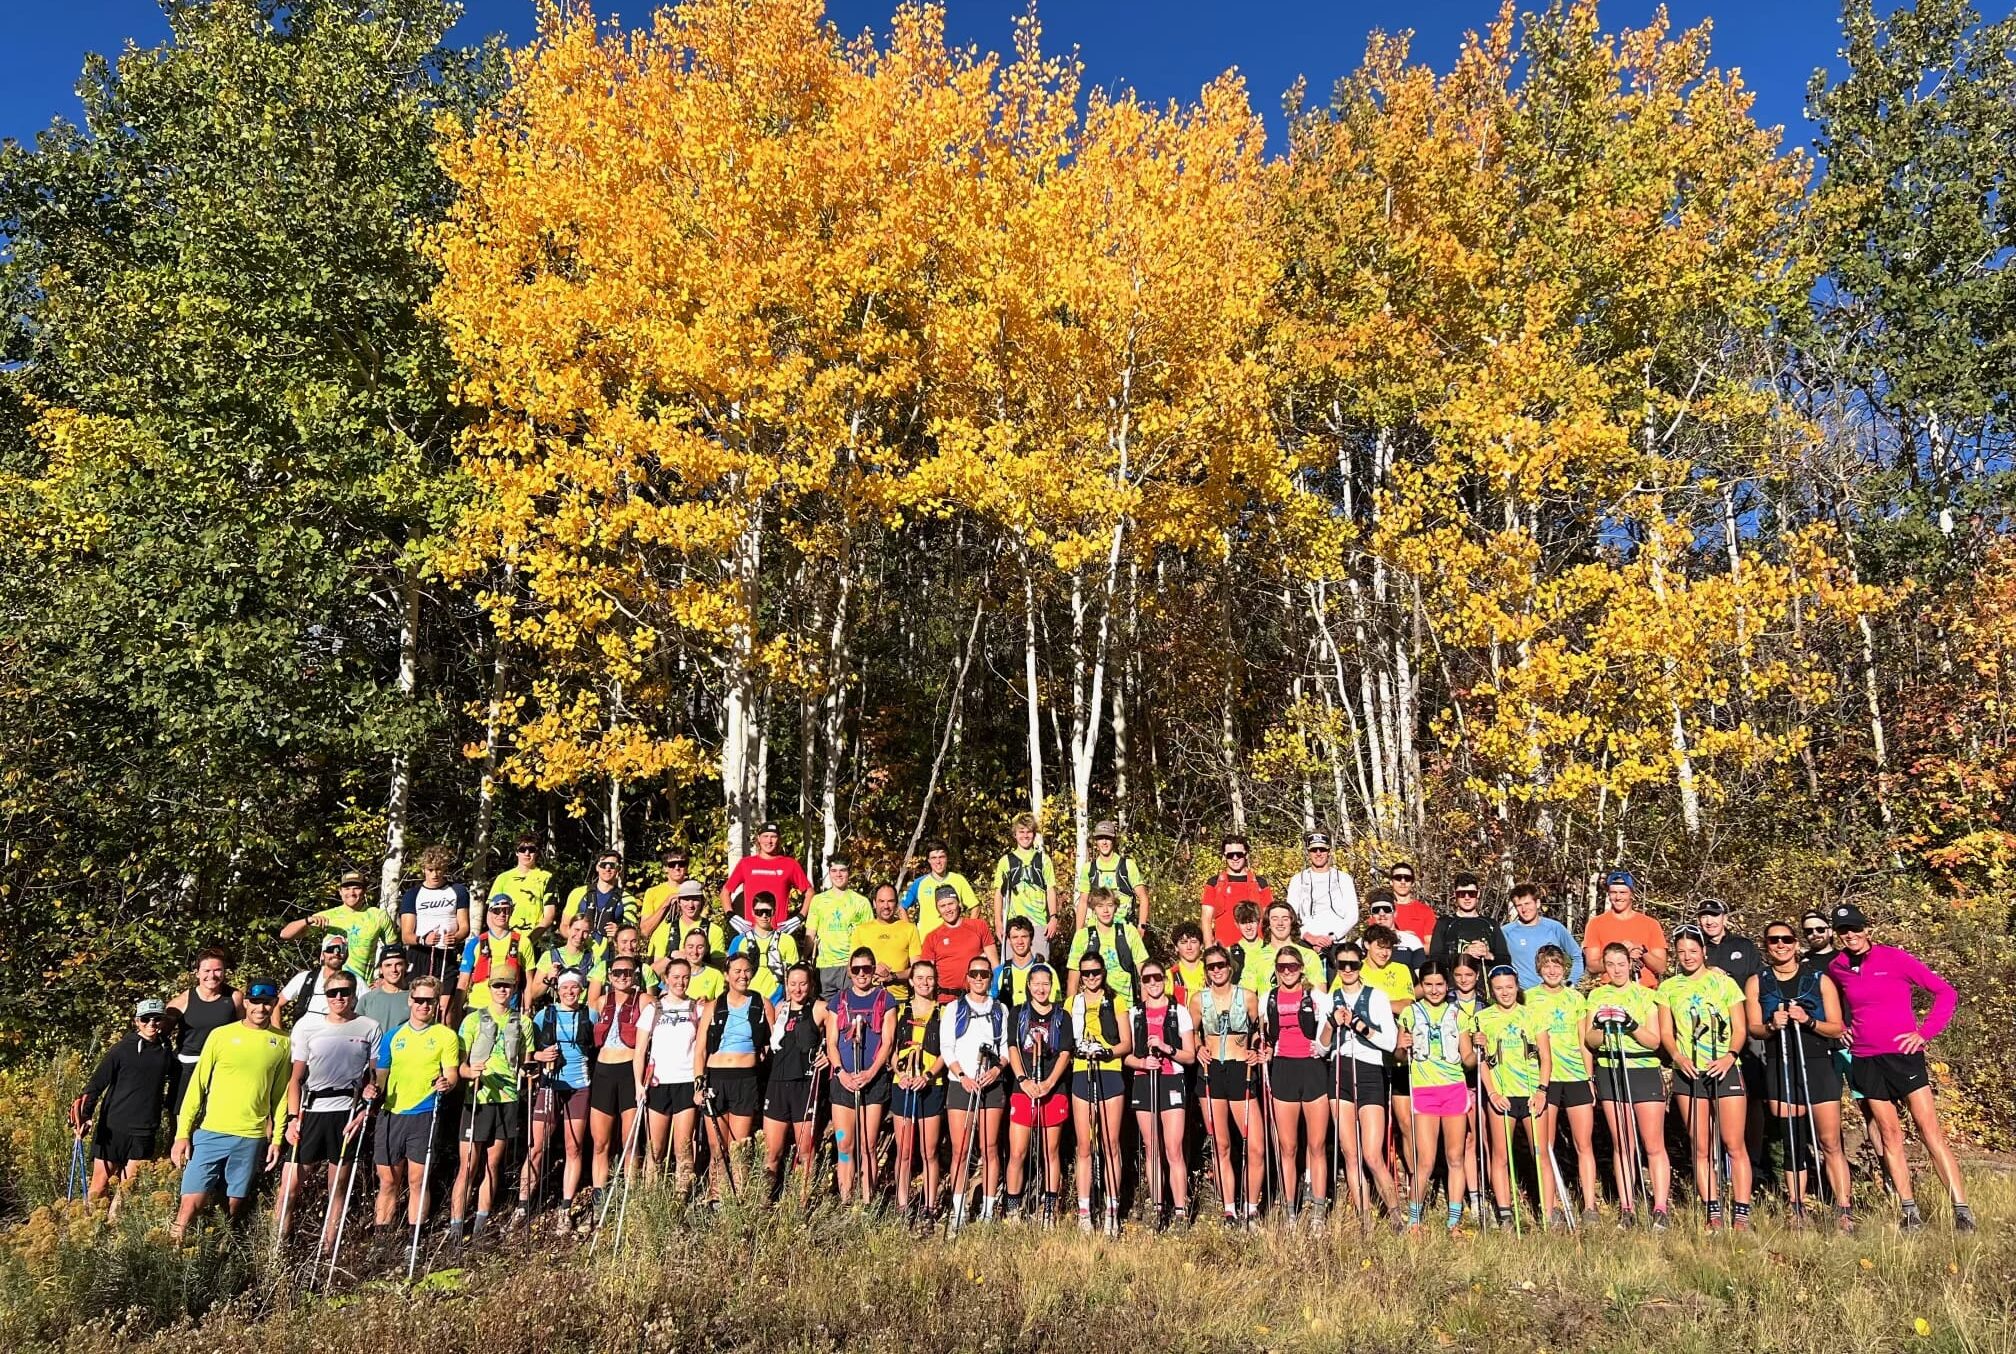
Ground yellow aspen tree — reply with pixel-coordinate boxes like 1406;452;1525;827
1277;1;1868;848
428;0;995;848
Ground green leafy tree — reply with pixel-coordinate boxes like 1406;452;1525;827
0;0;495;1042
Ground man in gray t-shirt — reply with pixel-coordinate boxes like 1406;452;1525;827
356;948;411;1033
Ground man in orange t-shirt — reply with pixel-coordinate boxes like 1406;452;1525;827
1581;870;1667;987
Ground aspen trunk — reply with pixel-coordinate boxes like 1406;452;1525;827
1024;567;1047;826
377;556;421;912
899;600;985;891
721;507;764;861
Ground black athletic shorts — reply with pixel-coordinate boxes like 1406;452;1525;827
1594;1064;1665;1105
588;1060;637;1115
294;1109;352;1165
1330;1058;1388;1108
706;1066;761;1118
462;1101;521;1146
1127;1069;1189;1113
1849;1051;1930;1104
1388;1060;1412;1097
1487;1094;1537;1121
765;1077;815;1122
831;1070;891;1109
91;1128;157;1170
948;1079;1009;1113
374;1110;437;1167
1671;1065;1746;1100
1070;1069;1125;1102
1545;1079;1595;1109
1266;1056;1327;1104
647;1082;696;1115
1763;1046;1844;1104
892;1080;946;1119
1203;1059;1252;1103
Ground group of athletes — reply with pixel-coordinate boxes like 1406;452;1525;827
67;815;1977;1275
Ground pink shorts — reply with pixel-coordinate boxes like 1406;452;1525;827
1411;1082;1472;1118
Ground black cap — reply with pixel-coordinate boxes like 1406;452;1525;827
378;944;407;963
1831;903;1869;931
758;821;780;835
1696;898;1728;916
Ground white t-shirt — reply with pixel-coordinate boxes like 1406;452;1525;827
282;967;338;1021
290;1013;382;1111
937;996;1007;1078
648;997;701;1085
408;883;466;945
1322;983;1397;1068
1287;868;1359;942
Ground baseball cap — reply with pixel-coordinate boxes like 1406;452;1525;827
1831;903;1869;931
1093;820;1120;840
1604;869;1637;890
488;964;522;988
758;820;780;835
1305;830;1332;850
1696;898;1728;916
320;934;349;953
487;892;513;910
676;879;707;900
134;998;167;1019
1800;910;1830;927
246;979;281;1003
935;884;961;902
377;944;407;963
338;869;366;887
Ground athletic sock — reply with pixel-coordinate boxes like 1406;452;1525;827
1407;1201;1424;1225
1495;1206;1513;1226
1706;1199;1722;1224
1731;1202;1750;1224
472;1210;489;1235
1445;1200;1463;1229
1466;1191;1483;1217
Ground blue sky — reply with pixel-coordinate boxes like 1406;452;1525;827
4;0;1852;153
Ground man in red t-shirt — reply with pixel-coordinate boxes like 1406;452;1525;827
1580;869;1667;988
1201;833;1274;949
919;885;997;1002
1387;860;1438;945
721;821;813;932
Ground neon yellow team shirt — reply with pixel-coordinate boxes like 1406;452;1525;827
1076;855;1145;923
1523;984;1590;1082
648;916;725;966
807;888;873;960
1587;981;1666;1069
686;966;726;1001
310;905;396;980
490;866;554;931
1070;992;1131;1072
1361;959;1417;1008
1244;939;1324;993
991;848;1053;932
850;918;920;998
1066;922;1150;1005
176;1022;292;1141
1662;968;1745;1062
457;1009;534;1104
1472;1003;1544;1097
1402;1000;1468;1090
379;1021;462;1115
728;930;802;1002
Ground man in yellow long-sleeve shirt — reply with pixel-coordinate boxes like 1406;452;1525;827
170;977;291;1240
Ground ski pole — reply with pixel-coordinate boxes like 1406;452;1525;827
1778;1024;1803;1215
271;1113;305;1263
1790;1029;1826;1204
1198;1033;1227;1221
67;1136;87;1204
322;1098;374;1292
406;1098;443;1281
1544;1123;1579;1232
1146;1056;1162;1224
1603;1027;1641;1214
800;1057;825;1209
1500;1099;1521;1236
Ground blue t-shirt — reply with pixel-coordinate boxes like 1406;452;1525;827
533;1005;592;1090
1503;916;1584;989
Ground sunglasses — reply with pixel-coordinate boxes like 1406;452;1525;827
1205;960;1229;971
1803;926;1830;935
967;969;992;980
1337;959;1362;970
1766;934;1797;944
410;997;439;1006
598;861;620;870
1276;962;1303;973
1455;888;1479;897
517;847;538;854
1370;906;1394;915
1141;972;1166;982
754;910;775;919
1389;874;1414;882
137;1014;165;1023
1308;846;1331;853
1224;850;1247;859
1838;925;1868;935
1078;969;1104;979
326;988;357;999
610;969;638;979
850;964;874;975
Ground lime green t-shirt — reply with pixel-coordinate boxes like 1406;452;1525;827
1362;958;1416;1008
490;867;554;931
1661;968;1745;1062
176;1021;292;1141
1587;981;1666;1070
1473;1002;1544;1097
311;905;396;981
1402;1000;1468;1090
807;888;873;961
1243;939;1324;993
1066;920;1150;1005
456;1009;534;1104
1076;855;1145;923
648;916;724;967
1524;984;1591;1082
991;848;1054;931
687;966;726;1001
379;1021;461;1115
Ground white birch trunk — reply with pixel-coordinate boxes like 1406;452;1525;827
721;507;764;861
1023;567;1046;826
377;557;421;911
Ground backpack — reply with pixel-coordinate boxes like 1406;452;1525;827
1090;854;1137;899
706;993;773;1057
593;992;642;1050
283;969;324;1028
1133;1002;1184;1066
1084;921;1142;993
468;1007;526;1073
1075;992;1121;1049
952;998;1007;1053
1000;849;1049;896
546;944;596;985
535;1004;594;1065
1263;986;1318;1045
469;931;528;986
834;988;893;1066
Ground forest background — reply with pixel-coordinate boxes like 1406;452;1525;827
2;0;2013;1144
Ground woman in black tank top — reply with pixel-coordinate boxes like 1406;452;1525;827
167;951;242;1111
